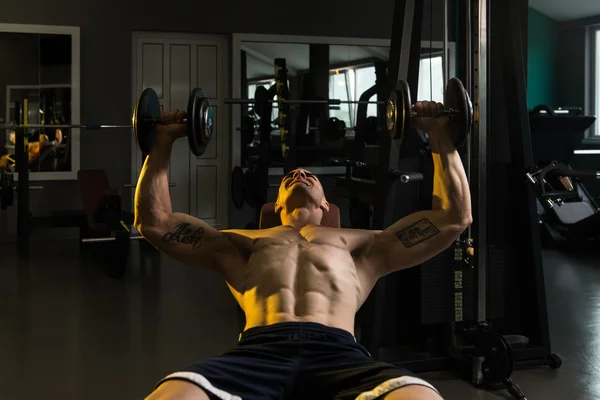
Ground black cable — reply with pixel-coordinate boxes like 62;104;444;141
504;378;527;400
429;0;433;101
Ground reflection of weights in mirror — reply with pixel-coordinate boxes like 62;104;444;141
231;166;245;209
231;165;279;210
240;116;256;146
364;116;381;146
242;168;270;210
254;86;270;119
322;117;347;141
0;168;15;210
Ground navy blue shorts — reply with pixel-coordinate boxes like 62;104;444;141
156;322;440;400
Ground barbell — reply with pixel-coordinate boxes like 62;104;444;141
227;85;460;116
1;88;215;157
81;235;145;243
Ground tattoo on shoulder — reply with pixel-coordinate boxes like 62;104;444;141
162;223;205;249
395;218;440;248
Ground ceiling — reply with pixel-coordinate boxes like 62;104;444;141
244;42;389;80
529;0;600;22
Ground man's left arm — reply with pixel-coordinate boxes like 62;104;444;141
367;112;472;276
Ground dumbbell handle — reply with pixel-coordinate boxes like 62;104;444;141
410;107;458;118
123;183;176;188
390;170;424;183
146;118;188;124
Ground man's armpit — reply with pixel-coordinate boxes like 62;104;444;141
395;219;440;248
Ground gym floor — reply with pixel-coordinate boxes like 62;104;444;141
0;240;598;400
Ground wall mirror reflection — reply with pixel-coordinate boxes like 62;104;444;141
0;25;80;180
232;35;455;172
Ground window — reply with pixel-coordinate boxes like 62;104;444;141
418;56;445;103
354;66;379;118
329;71;352;127
328;58;446;129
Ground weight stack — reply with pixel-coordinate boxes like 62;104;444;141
420;248;475;325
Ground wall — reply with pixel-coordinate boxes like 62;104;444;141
527;8;559;108
557;25;587;109
555;15;600;199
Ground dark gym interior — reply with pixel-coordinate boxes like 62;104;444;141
1;0;600;399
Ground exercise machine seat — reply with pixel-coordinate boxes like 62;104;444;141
259;202;341;229
78;169;118;232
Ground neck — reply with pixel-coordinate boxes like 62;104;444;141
281;206;320;229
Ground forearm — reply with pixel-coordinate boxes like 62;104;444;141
428;131;472;224
134;144;173;229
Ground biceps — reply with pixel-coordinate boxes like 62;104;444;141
372;211;466;274
140;213;225;268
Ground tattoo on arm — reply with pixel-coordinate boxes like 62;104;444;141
162;223;205;249
395;219;440;248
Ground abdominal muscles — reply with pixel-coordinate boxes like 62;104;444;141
240;242;362;333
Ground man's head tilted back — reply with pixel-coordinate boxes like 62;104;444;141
274;169;330;228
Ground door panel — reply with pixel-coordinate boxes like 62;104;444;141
196;46;218;99
195;165;218;220
142;44;164;98
169;44;192;214
170;45;192;107
133;34;228;228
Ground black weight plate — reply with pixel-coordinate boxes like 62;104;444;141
241;116;255;146
386;90;398;139
231;166;245;209
397;80;412;142
465;88;474;137
365;116;380;145
335;118;347;140
444;77;470;148
242;169;258;209
386;80;412;146
187;89;214;157
133;88;160;154
254;86;269;118
323;117;338;141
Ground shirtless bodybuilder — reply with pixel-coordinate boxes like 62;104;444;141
136;101;472;400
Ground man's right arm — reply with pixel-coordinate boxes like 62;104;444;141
134;113;241;273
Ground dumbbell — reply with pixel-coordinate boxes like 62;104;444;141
133;88;214;157
387;78;473;149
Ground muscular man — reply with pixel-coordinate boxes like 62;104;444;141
136;102;471;400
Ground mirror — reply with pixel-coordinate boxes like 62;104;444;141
235;37;455;170
0;26;79;180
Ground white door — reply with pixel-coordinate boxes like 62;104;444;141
131;33;229;228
